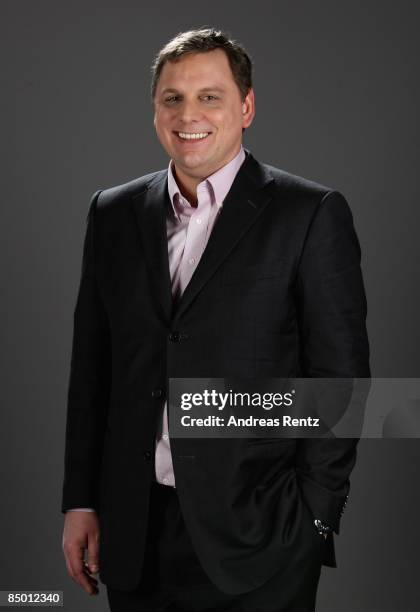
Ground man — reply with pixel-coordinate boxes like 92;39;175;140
62;28;370;611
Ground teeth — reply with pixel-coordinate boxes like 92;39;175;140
177;132;209;140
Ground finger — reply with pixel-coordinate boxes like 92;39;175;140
82;564;99;588
86;534;100;574
83;559;99;579
65;545;97;594
73;567;99;595
66;543;85;578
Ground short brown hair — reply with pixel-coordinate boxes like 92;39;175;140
151;27;253;101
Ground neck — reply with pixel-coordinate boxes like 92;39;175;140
172;166;200;207
171;145;243;208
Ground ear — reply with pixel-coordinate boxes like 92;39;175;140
241;88;255;129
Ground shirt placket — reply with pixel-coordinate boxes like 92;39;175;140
155;184;213;488
179;185;212;294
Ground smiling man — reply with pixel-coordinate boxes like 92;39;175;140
62;28;370;612
153;47;254;205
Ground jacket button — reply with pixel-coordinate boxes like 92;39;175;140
169;331;180;342
152;389;163;398
143;450;152;461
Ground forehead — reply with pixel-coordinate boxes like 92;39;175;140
158;49;236;89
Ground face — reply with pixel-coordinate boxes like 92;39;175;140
153;49;255;180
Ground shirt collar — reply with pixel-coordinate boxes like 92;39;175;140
167;145;246;221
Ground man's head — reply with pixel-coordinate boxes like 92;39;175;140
151;28;255;181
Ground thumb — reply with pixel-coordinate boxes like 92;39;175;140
86;533;100;574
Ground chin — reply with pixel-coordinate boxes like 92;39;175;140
177;154;211;170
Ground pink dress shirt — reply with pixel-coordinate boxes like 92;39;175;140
155;145;246;488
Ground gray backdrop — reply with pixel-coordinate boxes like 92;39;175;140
2;0;419;610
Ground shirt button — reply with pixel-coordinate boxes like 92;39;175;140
196;218;202;224
163;434;169;441
152;389;163;398
143;450;152;461
163;478;168;484
188;257;196;265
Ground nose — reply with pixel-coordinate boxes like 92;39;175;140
178;98;203;124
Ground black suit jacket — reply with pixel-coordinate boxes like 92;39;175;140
62;150;370;593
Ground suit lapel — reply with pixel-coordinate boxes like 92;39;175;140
131;170;173;324
130;151;275;325
173;151;275;322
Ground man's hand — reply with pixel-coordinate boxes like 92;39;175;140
62;511;100;596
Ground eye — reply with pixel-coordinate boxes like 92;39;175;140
202;95;218;101
164;96;180;103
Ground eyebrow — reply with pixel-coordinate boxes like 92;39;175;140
160;86;226;95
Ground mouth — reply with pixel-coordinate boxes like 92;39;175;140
173;131;212;143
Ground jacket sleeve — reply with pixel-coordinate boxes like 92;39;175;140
61;190;111;513
295;190;370;534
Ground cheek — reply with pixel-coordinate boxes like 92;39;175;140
155;109;172;130
211;110;225;125
218;108;240;132
157;124;173;145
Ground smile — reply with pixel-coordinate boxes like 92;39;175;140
175;131;211;140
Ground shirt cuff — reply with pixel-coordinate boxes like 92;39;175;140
66;508;96;512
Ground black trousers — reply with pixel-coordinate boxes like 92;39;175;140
106;482;322;612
